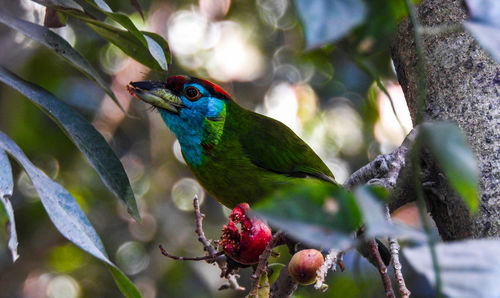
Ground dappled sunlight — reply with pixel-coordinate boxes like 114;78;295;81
116;241;150;275
257;81;300;133
374;83;413;153
171;178;205;211
166;8;264;81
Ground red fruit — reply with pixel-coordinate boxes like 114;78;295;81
288;249;324;285
220;203;272;265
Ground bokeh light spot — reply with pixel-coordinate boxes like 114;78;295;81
116;241;150;275
171;178;205;211
46;275;81;298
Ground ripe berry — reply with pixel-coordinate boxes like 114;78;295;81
288;249;324;285
220;203;272;265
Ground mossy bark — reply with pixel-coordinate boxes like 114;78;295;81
391;0;500;239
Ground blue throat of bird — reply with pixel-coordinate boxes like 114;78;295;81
159;93;227;166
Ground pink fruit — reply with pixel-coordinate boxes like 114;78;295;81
288;249;324;285
220;203;272;265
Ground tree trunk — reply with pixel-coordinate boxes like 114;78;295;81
391;0;500;239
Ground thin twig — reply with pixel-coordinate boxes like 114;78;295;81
368;239;395;298
158;244;223;261
192;196;245;291
159;196;245;291
248;231;285;297
314;249;340;292
384;207;411;298
389;236;410;298
193;196;217;256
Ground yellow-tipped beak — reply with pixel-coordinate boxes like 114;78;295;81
127;81;184;114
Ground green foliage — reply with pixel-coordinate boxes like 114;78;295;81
0;8;123;110
0;148;17;262
294;0;367;49
0;131;140;297
0;0;495;296
421;122;480;213
464;0;500;63
256;182;362;249
405;239;500;296
49;4;170;71
0;67;139;220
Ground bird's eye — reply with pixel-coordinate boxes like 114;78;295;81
185;86;201;101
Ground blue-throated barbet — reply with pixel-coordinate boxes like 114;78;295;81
127;76;390;265
127;76;336;208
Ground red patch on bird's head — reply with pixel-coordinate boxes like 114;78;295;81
166;75;232;100
195;78;232;100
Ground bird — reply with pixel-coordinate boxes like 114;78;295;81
127;75;336;208
127;75;390;265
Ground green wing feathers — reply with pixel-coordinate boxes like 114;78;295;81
235;109;336;183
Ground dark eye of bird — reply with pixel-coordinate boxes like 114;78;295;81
185;86;201;101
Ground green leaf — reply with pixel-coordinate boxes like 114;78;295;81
354;185;425;240
0;8;124;111
464;0;500;63
420;122;479;213
78;0;169;70
129;0;145;20
0;67;140;221
268;263;285;284
294;0;367;49
466;0;500;26
464;22;500;64
109;265;142;298
0;130;110;261
256;182;362;250
0;148;18;262
32;0;83;10
58;7;170;70
404;239;500;297
0;131;141;298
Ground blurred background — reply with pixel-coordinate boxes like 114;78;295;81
0;0;425;297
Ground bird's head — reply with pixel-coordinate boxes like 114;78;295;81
127;76;232;165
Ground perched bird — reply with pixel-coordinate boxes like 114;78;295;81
127;75;390;265
127;76;336;208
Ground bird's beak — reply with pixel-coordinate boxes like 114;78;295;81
127;81;184;114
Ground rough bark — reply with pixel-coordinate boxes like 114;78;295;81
391;0;500;239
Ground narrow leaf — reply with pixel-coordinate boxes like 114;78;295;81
256;182;361;250
0;9;124;111
0;131;141;297
464;22;500;64
294;0;367;49
109;265;142;298
464;0;500;63
354;185;426;241
466;0;500;26
32;0;83;10
0;131;110;263
0;67;140;221
420;122;479;213
130;0;145;20
82;0;168;70
0;148;18;262
58;8;170;70
404;239;500;297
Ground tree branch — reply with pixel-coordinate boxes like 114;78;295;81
248;231;285;297
368;239;395;298
159;196;245;291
